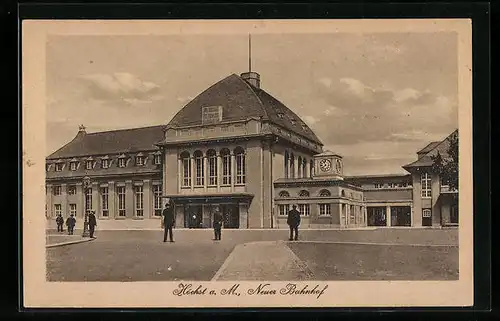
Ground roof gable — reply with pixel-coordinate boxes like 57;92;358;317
47;125;165;160
403;129;458;170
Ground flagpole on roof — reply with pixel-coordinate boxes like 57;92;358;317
248;33;252;73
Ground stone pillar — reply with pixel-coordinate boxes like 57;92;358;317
75;183;83;218
108;181;116;219
204;156;208;190
91;182;99;214
190;157;194;190
177;157;181;192
61;183;68;217
175;205;185;228
125;180;134;218
231;152;235;190
46;184;53;219
338;203;343;227
386;205;391;227
239;203;248;229
143;179;151;218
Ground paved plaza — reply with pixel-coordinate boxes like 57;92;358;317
46;228;459;282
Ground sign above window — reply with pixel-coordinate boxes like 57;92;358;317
202;106;223;124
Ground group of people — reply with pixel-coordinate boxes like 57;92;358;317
161;198;224;242
55;211;97;238
161;199;303;242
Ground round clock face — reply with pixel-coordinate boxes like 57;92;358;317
319;159;332;172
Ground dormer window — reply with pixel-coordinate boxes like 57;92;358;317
136;156;144;166
55;163;63;172
46;164;51;172
86;160;93;170
154;154;162;165
118;157;126;168
102;159;109;169
290;118;297;126
277;112;285;119
70;162;77;171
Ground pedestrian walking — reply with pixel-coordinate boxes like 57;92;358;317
212;206;223;241
163;199;175;242
287;204;301;241
56;214;64;232
66;214;76;235
88;211;97;238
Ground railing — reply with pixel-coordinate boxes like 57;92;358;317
440;185;458;193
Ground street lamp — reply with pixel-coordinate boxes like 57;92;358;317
82;176;91;237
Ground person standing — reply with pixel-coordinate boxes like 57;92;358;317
88;211;97;238
287;204;301;241
212;206;223;241
66;214;76;235
163;199;175;242
56;214;64;232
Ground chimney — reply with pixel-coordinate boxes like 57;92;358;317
78;124;87;134
241;72;261;88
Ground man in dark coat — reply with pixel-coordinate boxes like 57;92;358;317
287;205;301;241
163;199;175;242
212;206;223;241
56;214;64;232
88;211;97;238
65;214;76;235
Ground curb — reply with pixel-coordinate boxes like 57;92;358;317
286;240;458;247
46;237;96;248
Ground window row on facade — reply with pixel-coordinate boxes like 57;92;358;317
284;151;313;179
373;182;412;189
49;184;163;218
47;153;162;172
180;147;246;188
277;189;360;199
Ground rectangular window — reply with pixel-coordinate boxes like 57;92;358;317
118;158;126;168
298;204;310;216
319;204;331;216
422;209;432;218
153;185;162;216
222;154;231;185
54;204;62;216
236;153;246;184
46;164;51;172
208;154;217;186
53;185;61;196
117;186;126;216
69;204;76;217
421;172;432;198
70;162;77;171
55;163;63;171
134;186;144;216
67;185;76;195
182;157;191;187
136;156;144;166
86;161;93;170
102;159;109;169
154;154;161;165
101;187;109;217
388;183;394;188
279;204;290;216
85;188;92;212
195;156;204;186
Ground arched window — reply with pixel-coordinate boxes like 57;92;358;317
194;150;204;186
234;147;246;185
309;159;314;178
279;191;290;198
284;151;289;179
221;148;231;185
290;153;295;178
207;149;217;186
319;189;331;197
181;151;191;187
341;190;346;197
302;158;307;178
299;190;310;197
297;156;302;178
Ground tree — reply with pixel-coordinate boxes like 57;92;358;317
431;132;458;191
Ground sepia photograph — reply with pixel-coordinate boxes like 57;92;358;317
22;19;473;308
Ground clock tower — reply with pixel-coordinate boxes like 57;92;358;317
313;150;344;180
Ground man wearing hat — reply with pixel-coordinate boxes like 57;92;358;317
162;198;175;242
65;213;76;235
88;210;97;238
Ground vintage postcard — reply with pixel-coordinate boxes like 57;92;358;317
22;19;473;308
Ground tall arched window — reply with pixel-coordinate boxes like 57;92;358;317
299;190;310;197
319;189;331;197
181;151;191;187
221;148;231;185
290;153;295;178
297;156;302;178
284;151;289;178
194;150;204;186
341;190;346;197
279;190;290;198
234;147;246;185
309;159;314;178
207;149;217;186
302;158;307;178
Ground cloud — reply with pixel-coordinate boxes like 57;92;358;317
78;72;162;103
303;115;320;125
311;77;457;146
176;96;195;103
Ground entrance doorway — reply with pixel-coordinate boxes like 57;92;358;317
390;206;411;226
367;207;386;226
185;205;203;228
422;209;432;226
221;204;239;229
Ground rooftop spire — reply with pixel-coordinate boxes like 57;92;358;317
248;33;252;73
240;33;260;88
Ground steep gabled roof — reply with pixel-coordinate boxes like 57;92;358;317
167;74;322;145
403;129;458;170
47;125;165;160
417;141;441;156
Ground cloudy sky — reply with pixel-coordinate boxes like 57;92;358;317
46;32;458;175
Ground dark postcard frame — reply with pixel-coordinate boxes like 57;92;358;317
9;0;491;318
